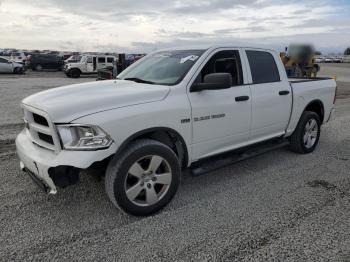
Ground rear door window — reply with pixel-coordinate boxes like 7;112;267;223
246;50;280;84
98;57;106;63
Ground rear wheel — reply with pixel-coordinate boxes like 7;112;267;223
105;139;181;216
289;111;321;154
35;64;43;71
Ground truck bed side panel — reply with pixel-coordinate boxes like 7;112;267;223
285;79;336;136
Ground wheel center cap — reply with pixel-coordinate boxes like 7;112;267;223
144;176;151;182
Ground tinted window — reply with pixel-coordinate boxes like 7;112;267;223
98;57;105;63
246;50;280;84
107;57;114;63
197;50;243;86
0;58;8;63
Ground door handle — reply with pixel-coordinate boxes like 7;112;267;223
235;96;249;102
279;90;290;95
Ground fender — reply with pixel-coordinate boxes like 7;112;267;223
115;127;189;167
303;99;324;123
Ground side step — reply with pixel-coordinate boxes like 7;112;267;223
190;139;290;176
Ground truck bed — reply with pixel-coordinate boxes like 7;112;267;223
288;77;333;83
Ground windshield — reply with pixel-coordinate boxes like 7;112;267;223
68;55;82;62
118;49;205;85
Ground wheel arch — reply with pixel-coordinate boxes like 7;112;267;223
115;127;189;168
303;99;324;123
69;67;82;74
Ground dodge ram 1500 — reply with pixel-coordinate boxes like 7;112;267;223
16;46;337;215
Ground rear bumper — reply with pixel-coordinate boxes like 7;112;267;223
16;129;117;193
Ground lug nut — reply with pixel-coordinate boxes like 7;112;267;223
147;183;151;188
140;182;144;187
152;177;157;181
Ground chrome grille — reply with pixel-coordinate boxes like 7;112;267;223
23;105;60;152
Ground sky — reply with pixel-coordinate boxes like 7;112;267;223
0;0;349;54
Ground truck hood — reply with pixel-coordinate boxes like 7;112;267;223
22;80;170;123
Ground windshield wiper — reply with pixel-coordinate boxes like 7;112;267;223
124;77;155;84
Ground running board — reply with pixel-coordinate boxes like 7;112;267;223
190;139;290;176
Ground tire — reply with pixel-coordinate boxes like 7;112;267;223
35;64;43;71
105;139;181;216
70;68;81;78
289;111;321;154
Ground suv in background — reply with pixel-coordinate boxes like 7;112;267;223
64;55;116;78
26;54;64;71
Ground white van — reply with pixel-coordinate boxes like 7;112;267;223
64;55;117;78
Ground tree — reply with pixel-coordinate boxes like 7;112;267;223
345;48;350;55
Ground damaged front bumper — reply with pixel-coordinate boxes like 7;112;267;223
16;129;116;194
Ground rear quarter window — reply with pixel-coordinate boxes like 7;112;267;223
246;50;280;84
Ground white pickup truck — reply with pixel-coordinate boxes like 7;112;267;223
16;46;336;216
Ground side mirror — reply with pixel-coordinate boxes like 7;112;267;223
191;73;232;92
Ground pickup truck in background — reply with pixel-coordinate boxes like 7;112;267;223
16;46;337;216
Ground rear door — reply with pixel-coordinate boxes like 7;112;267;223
244;49;292;140
188;48;252;160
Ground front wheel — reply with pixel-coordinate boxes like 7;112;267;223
289;111;321;154
70;68;81;78
105;139;181;216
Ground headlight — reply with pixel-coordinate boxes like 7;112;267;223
57;124;113;150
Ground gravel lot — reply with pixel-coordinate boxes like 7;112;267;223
0;65;350;261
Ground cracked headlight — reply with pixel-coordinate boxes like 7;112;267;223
57;124;113;150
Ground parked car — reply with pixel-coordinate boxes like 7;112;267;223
26;54;64;71
315;57;324;63
16;45;336;216
324;57;334;63
333;56;343;63
0;57;25;73
64;55;116;78
10;51;27;64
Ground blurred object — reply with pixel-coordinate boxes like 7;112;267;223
344;47;350;55
280;44;319;78
10;51;27;64
97;61;117;80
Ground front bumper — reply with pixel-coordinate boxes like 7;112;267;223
16;129;117;194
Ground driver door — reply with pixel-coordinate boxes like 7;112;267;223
188;49;252;160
